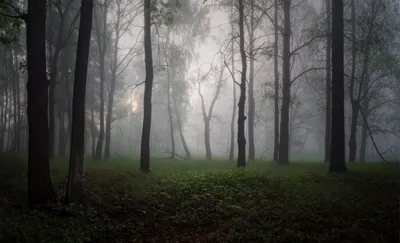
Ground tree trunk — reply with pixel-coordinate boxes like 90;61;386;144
58;108;65;156
348;100;359;161
278;0;291;165
229;10;236;161
248;1;255;161
204;120;212;160
104;0;123;160
172;90;192;160
140;0;154;172
360;76;370;163
329;0;346;173
324;0;332;163
26;0;55;205
66;0;94;203
167;81;175;159
95;56;105;160
12;50;18;152
273;0;279;162
237;0;247;168
94;0;109;160
91;107;96;158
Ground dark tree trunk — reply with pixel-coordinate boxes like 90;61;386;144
12;50;18;152
26;0;55;205
348;101;359;161
140;0;154;172
248;1;255;161
229;10;236;161
329;0;346;173
273;0;279;162
237;0;247;168
65;0;94;204
15;51;21;152
278;0;291;165
324;0;332;163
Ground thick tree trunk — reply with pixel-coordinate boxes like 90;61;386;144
248;1;255;161
278;0;291;165
237;0;247;168
324;0;332;163
65;0;94;203
140;0;154;172
273;0;279;162
329;0;346;173
26;0;55;205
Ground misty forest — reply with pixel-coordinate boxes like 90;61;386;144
0;0;399;242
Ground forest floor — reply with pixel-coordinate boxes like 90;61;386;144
0;153;399;243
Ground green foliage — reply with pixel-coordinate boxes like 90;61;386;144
0;154;399;242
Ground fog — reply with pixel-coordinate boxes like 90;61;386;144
1;0;399;163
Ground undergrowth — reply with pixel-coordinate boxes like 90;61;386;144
0;153;399;242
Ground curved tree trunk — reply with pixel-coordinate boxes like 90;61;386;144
172;89;191;160
27;0;55;205
140;0;154;172
66;0;94;203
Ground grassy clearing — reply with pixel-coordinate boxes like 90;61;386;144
0;153;399;243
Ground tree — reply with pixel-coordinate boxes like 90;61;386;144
26;0;55;204
228;14;236;161
197;59;225;160
104;0;140;160
140;0;153;172
329;0;346;173
66;0;94;203
94;0;109;160
278;0;291;165
273;0;279;162
246;0;256;161
237;0;247;168
324;0;331;162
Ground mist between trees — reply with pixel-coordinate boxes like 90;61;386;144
0;0;399;227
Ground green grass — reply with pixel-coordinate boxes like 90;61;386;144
0;153;399;243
